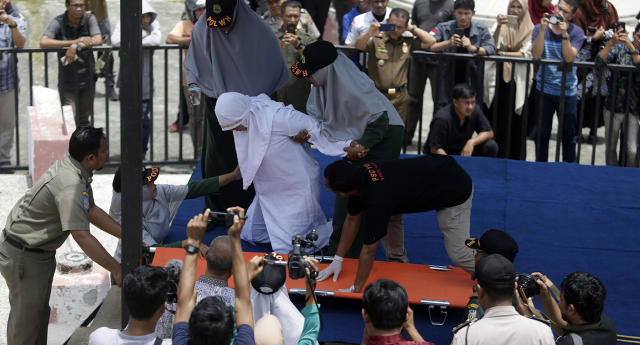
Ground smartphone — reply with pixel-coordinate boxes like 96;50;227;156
614;22;626;32
379;23;396;32
286;22;296;34
454;28;466;37
587;26;597;34
507;15;518;25
209;211;237;227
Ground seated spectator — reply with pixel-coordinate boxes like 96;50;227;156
88;265;171;344
361;279;433;344
263;0;320;40
426;84;498;157
428;0;495;110
484;0;534;160
272;0;316;112
453;254;555;345
111;0;161;157
516;271;616;344
345;0;391;46
341;0;371;44
463;229;519;321
597;24;640;167
172;207;256;345
531;0;583;163
155;235;235;339
109;166;241;262
40;0;102;126
355;8;435;124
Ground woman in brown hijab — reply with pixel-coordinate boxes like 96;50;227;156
572;0;618;143
484;0;534;159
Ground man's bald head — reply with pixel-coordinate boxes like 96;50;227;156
206;235;233;277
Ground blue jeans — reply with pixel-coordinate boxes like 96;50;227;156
535;92;577;162
142;100;151;154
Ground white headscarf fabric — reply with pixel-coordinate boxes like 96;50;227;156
306;52;404;142
184;0;289;98
215;92;281;189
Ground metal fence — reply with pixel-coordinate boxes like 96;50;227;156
0;45;638;170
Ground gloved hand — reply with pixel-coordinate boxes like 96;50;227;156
338;285;355;293
317;255;343;282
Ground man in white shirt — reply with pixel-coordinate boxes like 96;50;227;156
88;265;171;344
452;254;555;345
345;0;391;45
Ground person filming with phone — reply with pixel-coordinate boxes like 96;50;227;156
429;0;495;111
272;0;316;112
355;8;435;124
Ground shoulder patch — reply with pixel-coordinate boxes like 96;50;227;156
82;191;90;211
452;320;471;334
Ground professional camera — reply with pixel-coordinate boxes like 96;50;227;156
544;14;564;25
164;259;183;304
517;273;542;298
263;229;319;280
208;211;238;227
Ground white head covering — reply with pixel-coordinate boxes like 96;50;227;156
306;52;404;142
184;0;289;98
215;92;282;189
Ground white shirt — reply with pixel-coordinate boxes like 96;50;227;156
88;327;171;345
345;8;391;45
452;306;555;345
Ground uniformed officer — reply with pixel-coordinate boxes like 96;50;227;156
354;7;435;123
0;126;123;345
452;254;555;345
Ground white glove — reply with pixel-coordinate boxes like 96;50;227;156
338;285;355;293
317;255;343;282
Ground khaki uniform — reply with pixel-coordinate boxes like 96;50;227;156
0;156;94;345
365;34;422;124
452;306;555;345
86;0;108;22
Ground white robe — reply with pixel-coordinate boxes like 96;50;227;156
237;106;349;252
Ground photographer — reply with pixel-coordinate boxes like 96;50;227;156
531;0;584;163
172;207;256;345
453;255;554;345
515;271;616;345
251;255;321;345
272;0;315;112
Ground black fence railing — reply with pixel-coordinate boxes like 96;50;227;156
0;46;638;170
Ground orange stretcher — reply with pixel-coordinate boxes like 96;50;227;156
151;248;474;309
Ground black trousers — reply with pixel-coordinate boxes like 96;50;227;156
301;0;331;37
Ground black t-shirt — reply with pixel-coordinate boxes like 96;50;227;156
426;104;492;155
556;314;617;345
411;0;455;32
347;155;472;245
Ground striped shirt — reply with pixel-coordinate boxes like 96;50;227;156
0;14;26;93
533;23;584;96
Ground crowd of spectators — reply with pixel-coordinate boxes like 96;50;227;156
0;0;638;166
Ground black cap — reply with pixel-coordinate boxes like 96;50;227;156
291;40;338;79
251;253;286;295
113;167;160;193
205;0;236;29
475;254;516;289
465;229;519;262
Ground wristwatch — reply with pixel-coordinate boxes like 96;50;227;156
409;26;416;34
76;44;83;53
295;42;303;50
8;23;17;29
184;243;198;255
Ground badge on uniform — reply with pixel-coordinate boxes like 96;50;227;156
82;191;90;211
378;59;385;67
402;42;409;54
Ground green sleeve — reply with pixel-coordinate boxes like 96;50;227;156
358;112;389;149
185;176;220;199
297;304;321;345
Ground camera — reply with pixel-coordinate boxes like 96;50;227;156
263;230;319;280
544;14;563;25
612;22;626;32
164;259;183;304
517;273;542;297
286;22;296;34
209;211;237;227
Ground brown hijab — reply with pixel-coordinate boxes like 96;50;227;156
572;0;618;33
499;0;534;82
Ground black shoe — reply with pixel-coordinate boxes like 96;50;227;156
108;88;119;101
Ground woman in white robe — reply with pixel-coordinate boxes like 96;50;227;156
215;92;351;252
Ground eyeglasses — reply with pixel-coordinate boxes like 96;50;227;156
69;3;86;8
